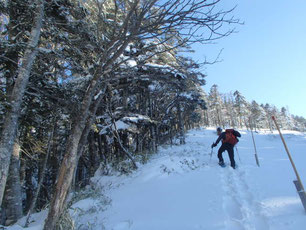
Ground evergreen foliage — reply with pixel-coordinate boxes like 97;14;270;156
203;86;306;131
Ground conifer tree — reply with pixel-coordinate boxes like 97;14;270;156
208;85;224;127
233;90;249;128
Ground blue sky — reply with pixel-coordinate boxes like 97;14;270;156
190;0;306;118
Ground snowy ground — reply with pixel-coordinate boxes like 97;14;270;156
6;127;306;230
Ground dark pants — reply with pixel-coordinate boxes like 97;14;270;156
218;143;235;168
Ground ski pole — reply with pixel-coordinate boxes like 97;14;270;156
272;115;306;212
235;146;241;163
249;119;260;167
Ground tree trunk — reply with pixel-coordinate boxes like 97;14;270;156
73;93;105;189
155;126;159;146
170;127;173;146
148;94;156;152
88;131;99;177
97;134;107;165
0;0;44;208
44;4;138;226
177;101;185;145
24;123;55;227
43;85;103;230
216;107;221;127
43;119;86;230
137;134;143;154
2;141;23;226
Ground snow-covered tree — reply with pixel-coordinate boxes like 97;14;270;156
42;1;239;228
208;85;224;127
233;90;250;128
249;100;265;130
223;93;238;128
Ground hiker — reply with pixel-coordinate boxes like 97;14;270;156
211;127;241;169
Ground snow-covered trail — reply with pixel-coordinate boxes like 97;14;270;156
89;129;226;230
7;128;306;230
220;166;270;230
70;127;306;230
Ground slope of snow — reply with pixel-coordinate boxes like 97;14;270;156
5;127;306;230
71;127;306;230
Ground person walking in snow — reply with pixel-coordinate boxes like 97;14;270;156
211;127;241;169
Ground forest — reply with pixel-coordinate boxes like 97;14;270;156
0;0;305;229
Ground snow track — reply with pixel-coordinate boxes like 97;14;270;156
221;167;270;230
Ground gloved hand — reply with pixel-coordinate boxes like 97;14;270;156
211;143;217;148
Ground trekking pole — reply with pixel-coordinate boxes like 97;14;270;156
272;115;306;212
210;147;213;162
235;146;241;163
249;119;260;167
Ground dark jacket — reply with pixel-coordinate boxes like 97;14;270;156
215;130;241;146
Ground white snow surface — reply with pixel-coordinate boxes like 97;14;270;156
113;120;130;130
6;128;306;230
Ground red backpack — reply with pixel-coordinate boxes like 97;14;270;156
223;129;238;146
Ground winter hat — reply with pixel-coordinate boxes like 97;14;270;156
217;127;222;132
